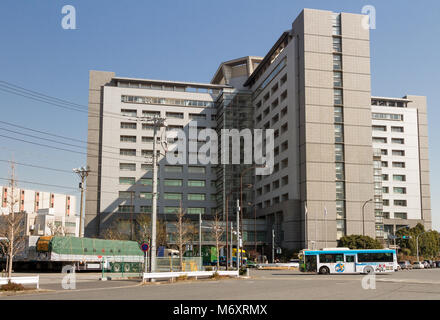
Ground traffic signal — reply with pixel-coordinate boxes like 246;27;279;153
402;235;411;239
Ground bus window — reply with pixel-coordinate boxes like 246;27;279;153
358;252;393;263
345;255;355;263
305;255;317;272
319;253;344;263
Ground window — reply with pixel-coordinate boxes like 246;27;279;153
335;163;344;181
334;107;343;123
333;54;342;70
165;165;183;173
118;205;134;213
281;175;289;186
280;74;287;85
392;138;404;144
121;109;137;117
392;150;405;156
281;141;288;152
164;193;182;200
382;174;389;181
382;187;389;194
393;175;406;182
394;212;407;219
319;254;344;263
381;161;388;168
383;199;389;206
333;71;343;87
120;163;136;171
119;177;135;185
120;135;136;143
188;166;205;174
392;162;405;168
358;252;393;263
372;125;387;132
120;122;137;129
164;179;182;187
142;110;161;118
120;149;136;156
140;206;152;213
335;144;344;162
394;200;407;207
332;37;342;52
188;180;205;187
189;113;206;120
336;181;345;200
139;192;153;199
119;191;133;199
141;164;152;172
334;125;344;143
334;89;343;105
188;194;205;201
381;149;388;156
166;112;184;119
391;126;404;133
345;255;355;263
373;137;387;144
394;187;406;194
164;207;179;214
187;208;206;214
140;178;152;186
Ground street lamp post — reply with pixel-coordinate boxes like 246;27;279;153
361;199;373;236
416;232;427;262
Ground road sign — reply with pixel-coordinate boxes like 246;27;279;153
388;235;397;240
141;242;150;252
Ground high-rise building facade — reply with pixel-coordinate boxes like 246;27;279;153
85;8;431;251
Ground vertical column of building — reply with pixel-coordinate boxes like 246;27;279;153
85;70;115;237
340;13;375;237
405;95;431;230
373;150;384;238
332;14;347;239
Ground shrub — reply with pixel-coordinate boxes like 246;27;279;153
0;281;25;291
176;275;188;281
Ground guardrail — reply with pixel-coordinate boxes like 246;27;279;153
142;270;239;281
0;276;39;289
256;263;299;270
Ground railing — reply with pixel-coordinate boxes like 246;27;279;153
0;276;39;289
142;270;239;281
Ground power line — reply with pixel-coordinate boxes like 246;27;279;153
0;177;78;191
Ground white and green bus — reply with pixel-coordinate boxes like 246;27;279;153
300;248;398;275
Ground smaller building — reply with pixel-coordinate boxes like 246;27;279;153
0;186;79;236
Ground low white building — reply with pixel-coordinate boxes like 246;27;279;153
0;186;79;236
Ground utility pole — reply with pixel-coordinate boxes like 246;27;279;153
73;166;90;238
133;116;167;274
130;191;134;240
236;199;240;270
272;226;275;264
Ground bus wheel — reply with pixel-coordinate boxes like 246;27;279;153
319;266;330;275
364;266;374;274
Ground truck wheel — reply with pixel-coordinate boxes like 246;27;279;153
319;266;330;275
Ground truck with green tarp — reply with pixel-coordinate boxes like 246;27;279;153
9;236;144;272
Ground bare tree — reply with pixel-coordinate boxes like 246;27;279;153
135;213;167;246
171;202;196;271
210;211;224;270
0;161;27;277
102;219;130;240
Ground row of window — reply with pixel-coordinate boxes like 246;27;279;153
372;113;403;121
372;99;407;108
381;174;406;181
256;193;289;209
118;205;206;214
383;212;407;220
379;161;406;168
382;187;407;194
372;125;404;133
121;109;215;121
372;137;405;144
119;192;209;201
380;149;405;156
383;199;407;207
119;178;210;188
121;95;214;108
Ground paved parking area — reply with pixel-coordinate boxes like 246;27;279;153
1;269;440;300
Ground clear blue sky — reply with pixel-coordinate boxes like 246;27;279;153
0;0;439;230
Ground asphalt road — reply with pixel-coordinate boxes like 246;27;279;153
2;269;440;300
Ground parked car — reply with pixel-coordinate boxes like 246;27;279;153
435;261;440;268
398;261;413;270
396;264;401;271
413;261;425;269
422;260;432;269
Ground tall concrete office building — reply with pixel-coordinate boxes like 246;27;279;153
85;8;431;251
